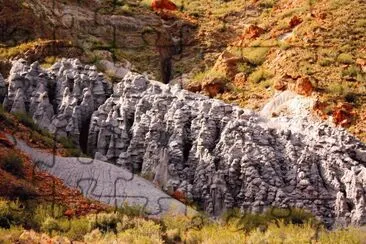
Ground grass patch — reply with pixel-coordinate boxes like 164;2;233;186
327;82;349;96
342;65;365;82
0;199;365;243
58;136;75;149
0;39;45;59
0;226;24;244
0;152;24;178
0;106;15;129
259;0;277;8
13;112;39;131
337;53;354;64
117;202;148;218
191;68;228;84
319;58;335;66
57;136;84;157
231;47;270;66
236;62;255;75
248;68;274;83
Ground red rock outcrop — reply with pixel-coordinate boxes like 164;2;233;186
152;0;178;11
294;77;314;96
333;103;355;127
240;24;265;39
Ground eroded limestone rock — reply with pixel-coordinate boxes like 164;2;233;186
5;59;366;227
4;59;112;144
88;72;366;227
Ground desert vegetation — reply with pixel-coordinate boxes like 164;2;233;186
0;199;366;243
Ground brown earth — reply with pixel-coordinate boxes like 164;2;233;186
0;112;108;217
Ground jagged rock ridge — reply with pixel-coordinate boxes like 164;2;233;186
88;72;366;227
3;59;366;227
3;59;112;149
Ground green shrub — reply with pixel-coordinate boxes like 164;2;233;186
265;207;316;225
0;40;45;59
8;185;38;202
222;209;270;233
337;53;354;64
344;92;358;104
116;218;163;243
12;111;53;146
117;202;147;217
319;57;334;66
41;217;62;235
191;69;228;84
232;47;270;66
13;113;54;142
236;62;255;75
0;106;15;128
58;136;75;149
0;200;26;228
191;71;207;83
57;136;85;157
327;82;348;96
65;217;91;241
259;0;276;8
64;148;83;157
28;131;54;148
0;226;24;244
120;4;132;14
32;203;66;230
342;65;359;77
356;72;366;82
13;112;39;131
0;152;24;178
248;68;274;83
88;212;121;233
221;207;317;233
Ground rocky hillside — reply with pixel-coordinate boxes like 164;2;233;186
1;0;366;234
181;0;366;142
0;108;108;216
2;58;366;228
0;0;175;79
1;0;364;143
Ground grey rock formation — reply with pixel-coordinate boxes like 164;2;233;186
88;72;366;227
4;59;112;144
0;73;6;104
4;59;366;227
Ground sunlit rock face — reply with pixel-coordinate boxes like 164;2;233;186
5;59;366;227
3;59;112;146
88;72;366;227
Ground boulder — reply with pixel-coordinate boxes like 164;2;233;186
289;16;303;28
294;77;314;96
240;24;265;39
